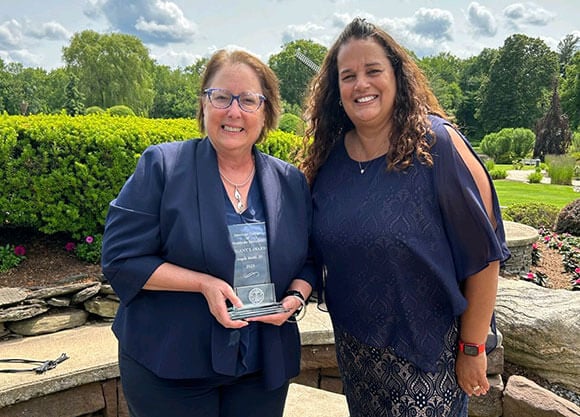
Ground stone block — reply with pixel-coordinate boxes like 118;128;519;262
300;344;337;370
468;374;504;417
291;369;320;388
487;345;504;375
0;382;104;417
320;376;343;394
503;375;580;417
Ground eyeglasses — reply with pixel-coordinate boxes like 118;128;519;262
203;88;266;113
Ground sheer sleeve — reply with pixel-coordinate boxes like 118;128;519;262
431;117;510;282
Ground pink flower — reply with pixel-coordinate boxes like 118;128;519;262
532;243;538;249
526;272;535;280
85;236;94;244
65;242;76;252
13;245;26;256
575;267;580;274
544;236;551;242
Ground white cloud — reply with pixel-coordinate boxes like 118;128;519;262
0;20;23;49
26;22;72;41
281;22;326;45
467;2;497;37
503;2;555;29
90;0;197;45
411;8;454;41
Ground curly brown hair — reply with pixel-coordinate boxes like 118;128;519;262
197;49;281;143
302;17;447;184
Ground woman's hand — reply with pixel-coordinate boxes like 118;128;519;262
199;275;248;329
455;352;489;397
245;295;304;326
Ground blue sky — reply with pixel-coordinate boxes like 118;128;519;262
0;0;578;70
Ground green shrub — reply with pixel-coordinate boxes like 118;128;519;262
278;113;305;136
107;105;136;117
527;171;543;183
554;198;580;236
480;128;535;164
484;159;495;171
545;154;575;185
0;244;26;272
85;106;105;115
503;202;560;229
74;234;102;264
488;168;507;179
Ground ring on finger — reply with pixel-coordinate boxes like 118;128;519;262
472;385;481;393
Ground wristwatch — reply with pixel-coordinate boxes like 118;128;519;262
458;340;485;356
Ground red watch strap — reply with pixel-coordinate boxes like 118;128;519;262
458;340;485;354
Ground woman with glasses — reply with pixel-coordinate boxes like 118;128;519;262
101;49;314;417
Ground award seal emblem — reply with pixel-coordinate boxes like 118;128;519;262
248;287;265;305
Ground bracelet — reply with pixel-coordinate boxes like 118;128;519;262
285;290;307;322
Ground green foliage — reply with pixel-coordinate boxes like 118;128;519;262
0;244;26;272
484;159;495;170
64;74;85;116
478;34;559;134
488;168;507;179
73;234;102;264
560;51;580;130
268;40;327;107
0;113;201;236
545;154;575;185
150;63;203;119
418;52;464;116
278;113;305;136
554;198;580;236
63;30;155;116
258;130;303;165
107;105;136;117
480;128;535;163
85;106;105;115
527;171;543;183
503;202;560;229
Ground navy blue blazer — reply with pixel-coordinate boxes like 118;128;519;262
101;137;315;390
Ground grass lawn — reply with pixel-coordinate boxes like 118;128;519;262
494;180;579;209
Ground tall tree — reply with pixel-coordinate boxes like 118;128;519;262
456;48;499;142
64;74;85;116
533;82;572;161
150;59;206;119
63;31;155;115
268;40;327;107
557;34;579;77
560;51;580;130
478;34;558;134
418;52;464;117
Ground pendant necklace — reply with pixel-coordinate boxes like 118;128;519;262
358;161;370;174
219;165;255;213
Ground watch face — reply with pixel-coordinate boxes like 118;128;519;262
464;344;480;356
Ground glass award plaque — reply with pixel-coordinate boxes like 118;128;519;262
227;222;288;320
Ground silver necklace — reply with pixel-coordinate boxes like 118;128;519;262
219;166;255;213
358;160;370;174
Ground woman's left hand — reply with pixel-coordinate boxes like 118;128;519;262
245;295;303;326
456;352;490;397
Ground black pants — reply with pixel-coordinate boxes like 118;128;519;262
119;349;289;417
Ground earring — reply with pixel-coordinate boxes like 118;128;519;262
339;99;343;107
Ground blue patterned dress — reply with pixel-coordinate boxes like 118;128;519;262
311;115;510;417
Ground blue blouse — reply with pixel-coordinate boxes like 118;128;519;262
224;178;264;375
311;115;510;371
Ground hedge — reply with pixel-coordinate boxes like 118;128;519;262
0;114;302;238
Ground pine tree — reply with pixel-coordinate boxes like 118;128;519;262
533;82;572;161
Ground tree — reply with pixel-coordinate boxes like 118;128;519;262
534;82;572;161
557;34;579;77
478;34;558;134
149;59;206;119
418;52;464;117
455;48;499;142
64;74;85;116
63;31;155;116
268;40;327;107
560;51;580;130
